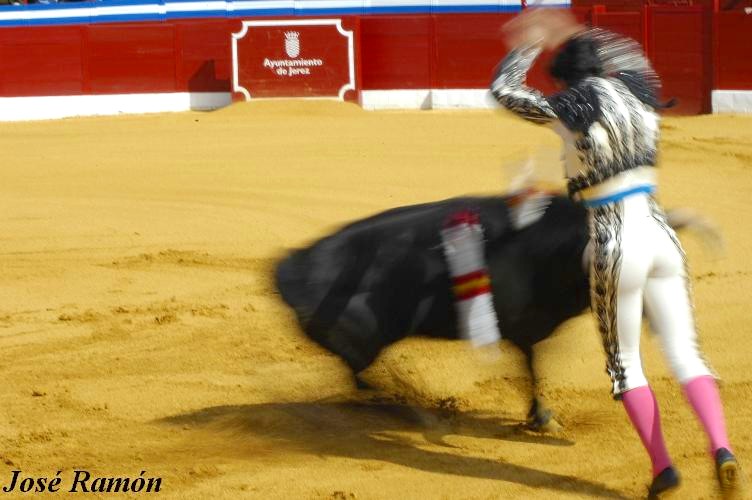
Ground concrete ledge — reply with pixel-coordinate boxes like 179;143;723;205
360;89;495;110
360;90;432;110
0;92;232;122
712;90;752;114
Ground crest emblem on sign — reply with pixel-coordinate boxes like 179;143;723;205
284;31;300;58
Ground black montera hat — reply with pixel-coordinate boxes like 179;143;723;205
549;34;604;87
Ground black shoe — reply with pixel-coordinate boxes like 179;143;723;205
715;447;740;494
647;466;680;499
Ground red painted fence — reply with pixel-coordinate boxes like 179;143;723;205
714;10;752;90
0;5;750;114
0;21;236;96
648;6;713;114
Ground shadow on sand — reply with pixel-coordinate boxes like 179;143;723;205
159;397;627;499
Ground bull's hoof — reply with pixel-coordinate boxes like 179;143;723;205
535;416;563;434
354;374;375;390
527;409;563;433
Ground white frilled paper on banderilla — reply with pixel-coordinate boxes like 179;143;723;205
504;145;564;190
504;146;561;229
440;212;502;356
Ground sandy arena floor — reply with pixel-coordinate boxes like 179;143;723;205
0;101;751;499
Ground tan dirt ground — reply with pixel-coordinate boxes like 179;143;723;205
0;101;751;499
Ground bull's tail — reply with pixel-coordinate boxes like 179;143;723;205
666;208;725;257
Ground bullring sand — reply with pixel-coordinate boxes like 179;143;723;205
0;101;751;499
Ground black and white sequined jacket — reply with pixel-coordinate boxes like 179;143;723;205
491;29;664;205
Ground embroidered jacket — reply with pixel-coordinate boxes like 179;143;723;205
490;29;663;198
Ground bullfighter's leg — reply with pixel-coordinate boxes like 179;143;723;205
590;197;678;497
645;199;739;495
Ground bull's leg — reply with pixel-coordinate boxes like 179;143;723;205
354;373;375;390
521;344;562;433
351;365;455;443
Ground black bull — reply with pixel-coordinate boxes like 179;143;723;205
274;194;694;429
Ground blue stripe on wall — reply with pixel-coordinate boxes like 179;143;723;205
0;1;570;27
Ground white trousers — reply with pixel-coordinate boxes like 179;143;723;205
587;193;713;397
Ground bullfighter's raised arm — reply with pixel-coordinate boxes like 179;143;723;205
490;43;557;125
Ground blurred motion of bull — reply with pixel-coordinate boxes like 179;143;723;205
274;192;719;431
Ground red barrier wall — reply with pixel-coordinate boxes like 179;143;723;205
176;20;234;93
647;6;712;114
432;14;509;89
305;14;561;93
87;24;177;94
715;11;752;89
0;6;750;114
591;10;643;45
361;13;566;93
0;18;256;98
360;16;432;89
0;9;636;100
0;26;83;96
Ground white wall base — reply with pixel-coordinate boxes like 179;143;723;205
360;89;495;110
0;92;232;122
430;89;497;109
18;88;750;119
360;89;432;110
712;90;752;114
363;89;752;113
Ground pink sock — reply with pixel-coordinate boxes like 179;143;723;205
622;386;673;477
683;375;731;454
